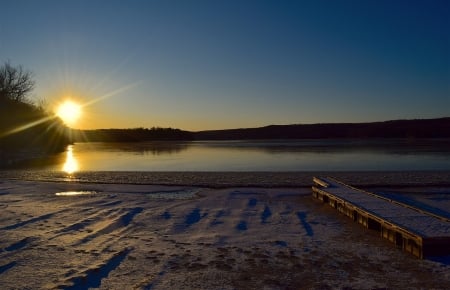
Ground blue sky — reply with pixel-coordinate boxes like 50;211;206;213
1;0;449;130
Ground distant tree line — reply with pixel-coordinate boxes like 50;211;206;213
70;118;450;143
70;127;194;142
0;62;70;166
193;118;450;140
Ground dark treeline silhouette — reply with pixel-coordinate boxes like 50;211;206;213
0;97;69;150
70;127;194;142
71;118;450;143
193;118;450;140
0;62;70;166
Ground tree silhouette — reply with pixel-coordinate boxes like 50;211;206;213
0;61;35;103
0;62;71;167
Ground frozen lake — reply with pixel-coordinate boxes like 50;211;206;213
15;139;450;172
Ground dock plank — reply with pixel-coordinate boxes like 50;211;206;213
313;177;450;258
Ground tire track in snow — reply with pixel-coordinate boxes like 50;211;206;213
72;207;143;246
1;237;34;253
0;261;16;275
0;209;67;231
297;211;314;237
62;248;131;290
49;208;121;240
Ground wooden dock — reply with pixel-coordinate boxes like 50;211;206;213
312;177;450;259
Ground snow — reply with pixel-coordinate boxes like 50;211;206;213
317;177;450;237
0;178;450;289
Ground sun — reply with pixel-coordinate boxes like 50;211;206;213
56;100;82;125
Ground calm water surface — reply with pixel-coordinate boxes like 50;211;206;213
24;139;450;172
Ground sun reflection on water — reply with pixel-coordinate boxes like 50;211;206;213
62;145;79;174
55;191;96;196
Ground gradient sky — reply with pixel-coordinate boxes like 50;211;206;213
1;0;449;130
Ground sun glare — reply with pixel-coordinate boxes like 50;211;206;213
56;101;82;125
62;145;78;174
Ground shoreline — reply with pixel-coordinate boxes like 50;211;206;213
2;170;450;188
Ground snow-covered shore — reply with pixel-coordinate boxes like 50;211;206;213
3;170;450;187
1;173;450;289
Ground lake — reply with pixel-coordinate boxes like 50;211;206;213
18;139;450;172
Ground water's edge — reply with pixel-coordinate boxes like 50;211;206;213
2;170;450;188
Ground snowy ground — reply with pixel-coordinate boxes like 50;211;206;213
1;177;450;289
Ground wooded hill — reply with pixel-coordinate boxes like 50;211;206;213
194;118;450;140
71;117;450;142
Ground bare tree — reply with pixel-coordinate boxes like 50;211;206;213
0;61;35;103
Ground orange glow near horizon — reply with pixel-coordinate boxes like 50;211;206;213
47;81;141;130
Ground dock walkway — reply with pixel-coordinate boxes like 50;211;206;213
312;177;450;258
